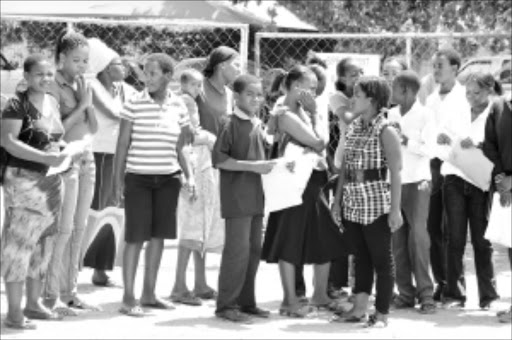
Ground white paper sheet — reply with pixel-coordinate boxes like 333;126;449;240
262;144;317;214
485;194;512;248
447;140;494;191
46;139;90;176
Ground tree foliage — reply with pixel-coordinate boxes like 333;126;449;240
233;0;511;33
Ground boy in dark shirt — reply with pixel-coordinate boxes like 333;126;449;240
212;74;278;323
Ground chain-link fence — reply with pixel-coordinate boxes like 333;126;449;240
255;31;511;164
255;31;511;78
1;15;249;93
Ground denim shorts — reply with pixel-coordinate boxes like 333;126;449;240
124;172;181;243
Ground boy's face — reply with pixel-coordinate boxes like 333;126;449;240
235;82;264;115
391;80;407;106
144;60;171;94
182;78;202;98
432;54;457;84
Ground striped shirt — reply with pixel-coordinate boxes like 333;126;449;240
121;90;189;175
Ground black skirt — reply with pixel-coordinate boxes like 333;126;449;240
261;170;349;266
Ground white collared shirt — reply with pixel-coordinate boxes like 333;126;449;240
426;81;471;159
441;101;493;183
388;100;435;184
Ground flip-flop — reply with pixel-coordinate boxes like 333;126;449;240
310;300;341;312
170;292;202;306
23;309;63;321
194;289;218;300
92;278;119;288
140;299;176;310
118;305;146;317
4;317;37;330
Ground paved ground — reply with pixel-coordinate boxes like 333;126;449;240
1;241;511;339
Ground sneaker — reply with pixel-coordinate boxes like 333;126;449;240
364;313;388;328
498;308;511;323
442;298;465;309
215;309;252;324
419;302;437;314
480;297;499;311
391;296;415;309
433;284;445;302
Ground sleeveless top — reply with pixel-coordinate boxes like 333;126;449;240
342;113;392;225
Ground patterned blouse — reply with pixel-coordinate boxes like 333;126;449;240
342;113;392;225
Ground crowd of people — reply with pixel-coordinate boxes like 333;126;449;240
0;28;511;332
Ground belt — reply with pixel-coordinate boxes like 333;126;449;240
344;168;387;183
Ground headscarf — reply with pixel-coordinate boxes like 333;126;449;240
203;46;238;78
87;38;120;75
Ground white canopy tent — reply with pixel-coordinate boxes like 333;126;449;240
0;0;317;31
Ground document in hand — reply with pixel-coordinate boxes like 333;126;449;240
46;139;90;176
262;143;317;214
447;139;494;191
484;194;512;248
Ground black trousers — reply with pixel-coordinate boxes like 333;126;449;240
427;158;447;291
346;214;395;315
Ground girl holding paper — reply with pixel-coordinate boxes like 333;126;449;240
0;54;80;329
441;72;502;310
261;65;346;318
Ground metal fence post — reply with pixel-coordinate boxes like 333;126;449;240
405;34;412;69
255;33;261;77
239;24;249;74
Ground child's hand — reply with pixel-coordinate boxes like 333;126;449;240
418;180;430;192
437;133;451;145
253;160;277;175
401;133;409;146
496;174;512;193
499;192;512;207
285;160;296;173
183;177;197;201
460;137;474;149
298;90;317;115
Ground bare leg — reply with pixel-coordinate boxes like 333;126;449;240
122;241;143;307
278;260;298;307
311;262;332;305
193;251;213;293
5;282;24;323
171;245;192;295
140;238;164;304
25;277;55;314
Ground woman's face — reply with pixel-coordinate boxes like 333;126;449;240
107;57;126;82
60;45;89;78
382;59;404;85
24;60;54;93
289;72;318;103
339;63;362;89
465;80;491;109
351;84;373;115
220;56;241;85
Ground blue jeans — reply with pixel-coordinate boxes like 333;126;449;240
392;182;434;304
44;150;96;302
216;215;263;313
443;175;499;305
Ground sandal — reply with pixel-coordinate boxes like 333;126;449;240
310;300;341;312
140;298;176;310
119;305;146;317
67;296;102;311
170;292;202;306
278;304;313;318
4;317;37;330
364;313;388;328
23;308;63;321
194;289;218;300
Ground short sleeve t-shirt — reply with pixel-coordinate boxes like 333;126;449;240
2;91;64;173
120;90;189;175
212;108;267;219
196;78;233;136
